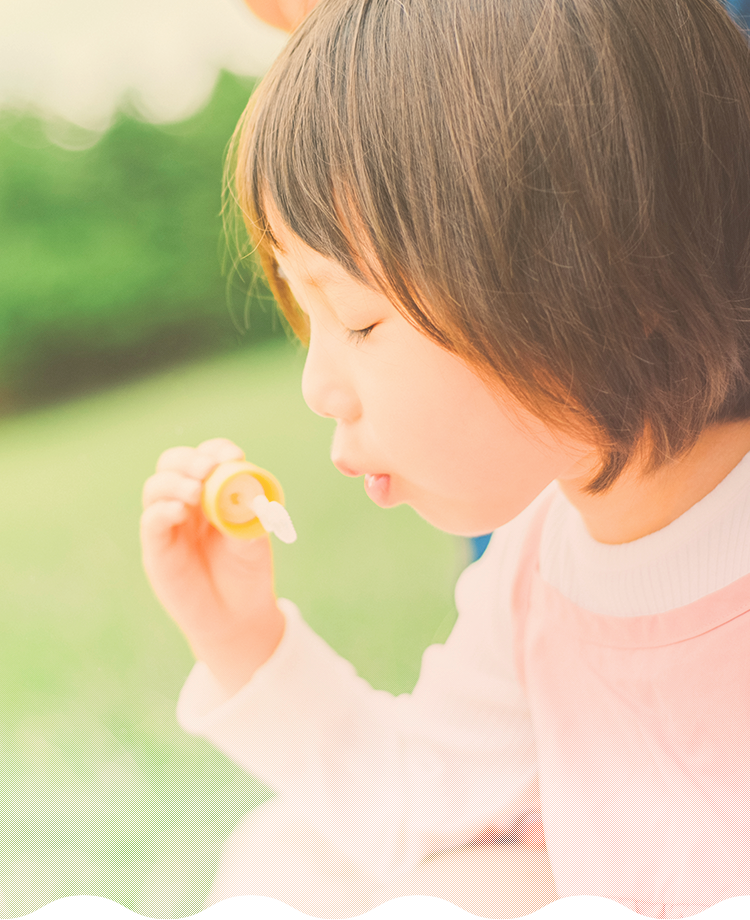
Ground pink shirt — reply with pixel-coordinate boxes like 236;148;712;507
514;496;750;917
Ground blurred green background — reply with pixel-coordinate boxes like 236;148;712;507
0;72;277;413
0;26;461;920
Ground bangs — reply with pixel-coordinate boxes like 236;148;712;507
233;1;389;319
230;0;485;352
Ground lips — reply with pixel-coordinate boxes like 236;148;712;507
363;472;392;507
332;459;394;507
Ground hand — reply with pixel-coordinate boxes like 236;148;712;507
242;0;319;32
141;438;285;693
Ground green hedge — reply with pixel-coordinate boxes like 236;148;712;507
0;72;280;413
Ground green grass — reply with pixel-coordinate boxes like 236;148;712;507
0;340;462;917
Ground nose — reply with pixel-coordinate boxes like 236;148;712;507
301;336;360;422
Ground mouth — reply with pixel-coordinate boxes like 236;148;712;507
332;459;395;507
363;472;393;507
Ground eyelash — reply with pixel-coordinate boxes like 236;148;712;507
347;324;376;344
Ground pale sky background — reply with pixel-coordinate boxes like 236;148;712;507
0;0;287;132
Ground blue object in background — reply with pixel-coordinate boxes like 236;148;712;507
469;532;493;561
726;0;750;28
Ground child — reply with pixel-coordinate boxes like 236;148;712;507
141;0;750;915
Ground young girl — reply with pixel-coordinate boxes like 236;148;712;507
141;0;750;915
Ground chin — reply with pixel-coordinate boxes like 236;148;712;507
411;504;502;538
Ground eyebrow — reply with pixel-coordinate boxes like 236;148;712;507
273;249;335;291
302;268;335;289
272;233;382;293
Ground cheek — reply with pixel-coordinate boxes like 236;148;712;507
405;379;563;497
364;359;500;474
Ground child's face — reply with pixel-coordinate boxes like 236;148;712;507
273;224;592;536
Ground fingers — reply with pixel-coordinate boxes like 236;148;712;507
141;498;189;531
155;446;215;478
196;438;246;462
144;438;247;513
142;470;202;509
153;439;244;478
140;500;191;555
156;440;240;474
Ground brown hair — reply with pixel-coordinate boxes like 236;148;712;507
229;0;750;491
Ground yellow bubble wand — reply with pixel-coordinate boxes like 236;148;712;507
202;459;297;544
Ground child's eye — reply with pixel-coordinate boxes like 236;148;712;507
346;324;376;344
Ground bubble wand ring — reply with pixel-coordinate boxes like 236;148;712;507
202;460;297;543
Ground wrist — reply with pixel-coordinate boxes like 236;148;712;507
190;602;286;696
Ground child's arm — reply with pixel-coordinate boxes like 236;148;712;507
175;491;547;878
140;438;285;694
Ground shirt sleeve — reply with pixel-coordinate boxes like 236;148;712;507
177;498;545;880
